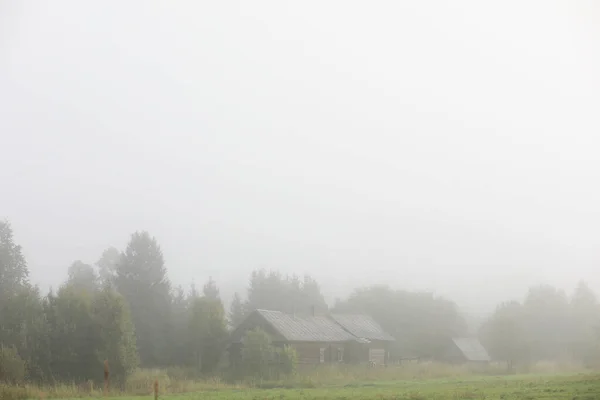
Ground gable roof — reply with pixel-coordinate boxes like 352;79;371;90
451;338;491;362
255;309;357;342
330;314;395;342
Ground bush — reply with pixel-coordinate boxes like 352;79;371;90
0;345;26;384
276;345;298;376
0;385;29;400
235;329;298;382
241;328;275;380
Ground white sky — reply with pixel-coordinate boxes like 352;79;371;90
1;1;600;316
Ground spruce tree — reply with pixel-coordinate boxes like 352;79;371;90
115;231;171;366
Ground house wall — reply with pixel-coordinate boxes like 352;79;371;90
283;342;345;364
343;340;390;365
367;340;389;365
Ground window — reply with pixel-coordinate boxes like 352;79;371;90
319;347;325;363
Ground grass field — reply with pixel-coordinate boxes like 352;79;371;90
32;373;599;400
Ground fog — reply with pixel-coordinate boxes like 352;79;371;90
1;1;600;318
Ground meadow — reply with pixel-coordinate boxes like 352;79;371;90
3;363;598;400
163;373;598;400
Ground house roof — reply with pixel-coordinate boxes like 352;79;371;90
330;314;395;342
255;309;357;342
451;338;491;362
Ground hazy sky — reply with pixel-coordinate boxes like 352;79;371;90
2;1;600;316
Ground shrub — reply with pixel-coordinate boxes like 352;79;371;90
241;328;275;380
236;330;298;382
0;384;29;400
277;345;298;376
0;345;26;384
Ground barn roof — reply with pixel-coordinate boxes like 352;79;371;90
451;338;491;362
330;314;395;342
255;309;357;342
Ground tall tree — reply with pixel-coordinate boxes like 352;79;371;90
569;281;600;364
96;247;120;288
67;260;98;293
333;285;467;359
522;285;571;361
188;296;228;373
44;284;99;383
245;269;328;315
203;277;220;301
0;220;29;298
115;231;172;367
92;287;139;386
0;284;51;383
0;222;53;383
480;301;528;369
481;283;600;367
169;285;187;366
189;282;200;300
301;275;327;312
229;292;245;328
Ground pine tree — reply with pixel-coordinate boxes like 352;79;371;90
203;277;220;301
169;285;191;366
0;221;51;383
229;292;245;328
0;220;29;297
245;269;328;314
188;296;227;372
115;231;172;366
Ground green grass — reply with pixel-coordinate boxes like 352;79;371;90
30;373;600;400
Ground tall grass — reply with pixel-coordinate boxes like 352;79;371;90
251;361;590;388
3;361;591;398
253;362;495;388
121;368;240;396
0;384;29;400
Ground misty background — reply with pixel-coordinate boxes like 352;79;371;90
2;1;600;322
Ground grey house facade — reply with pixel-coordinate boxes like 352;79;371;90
228;309;395;366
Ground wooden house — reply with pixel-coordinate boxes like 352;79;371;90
228;309;395;366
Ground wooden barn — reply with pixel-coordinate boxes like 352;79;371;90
441;337;491;364
228;309;395;366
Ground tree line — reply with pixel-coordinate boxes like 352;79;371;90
0;222;227;385
480;283;600;369
1;219;599;386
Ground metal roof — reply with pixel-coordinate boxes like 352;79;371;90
255;309;357;342
330;314;395;342
452;338;491;362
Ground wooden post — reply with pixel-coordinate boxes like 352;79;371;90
103;360;110;396
154;378;159;400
